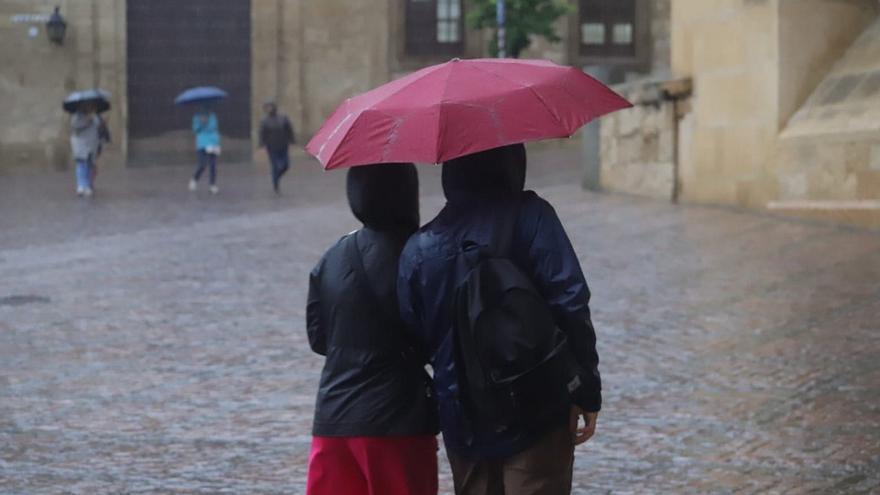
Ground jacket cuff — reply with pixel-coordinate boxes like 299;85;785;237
570;378;601;412
576;392;601;412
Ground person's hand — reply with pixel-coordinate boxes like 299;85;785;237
569;406;597;445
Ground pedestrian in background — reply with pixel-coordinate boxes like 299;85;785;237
188;106;221;194
69;102;101;197
259;100;295;194
306;163;438;495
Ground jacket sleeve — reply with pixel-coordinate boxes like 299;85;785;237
522;197;602;412
306;258;327;356
192;115;203;133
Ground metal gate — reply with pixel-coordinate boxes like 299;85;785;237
126;0;251;165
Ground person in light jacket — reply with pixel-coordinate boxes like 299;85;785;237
69;102;101;197
188;107;221;194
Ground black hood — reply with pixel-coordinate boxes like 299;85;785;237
442;144;527;203
347;163;420;233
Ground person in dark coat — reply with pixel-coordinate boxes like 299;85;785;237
259;101;295;194
306;163;439;495
397;144;601;495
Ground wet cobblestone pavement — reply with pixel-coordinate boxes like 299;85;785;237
1;148;879;494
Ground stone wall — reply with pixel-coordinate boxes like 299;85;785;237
0;0;125;173
1;0;674;173
770;15;880;228
1;0;392;170
650;0;671;77
592;0;674;195
598;0;880;228
668;0;879;228
671;0;783;206
776;0;876;128
252;1;394;149
600;80;678;200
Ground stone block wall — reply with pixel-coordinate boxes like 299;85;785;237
769;15;880;228
671;0;782;206
596;0;880;228
251;0;392;152
0;0;125;173
650;0;671;77
668;0;879;228
600;80;678;200
1;0;392;170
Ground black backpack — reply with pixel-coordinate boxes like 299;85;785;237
453;198;583;428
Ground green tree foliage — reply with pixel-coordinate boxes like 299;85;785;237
467;0;571;58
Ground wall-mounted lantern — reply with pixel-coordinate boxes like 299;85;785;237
45;6;66;45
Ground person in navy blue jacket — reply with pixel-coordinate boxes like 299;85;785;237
397;144;601;495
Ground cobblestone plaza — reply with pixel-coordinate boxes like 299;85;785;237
1;149;879;493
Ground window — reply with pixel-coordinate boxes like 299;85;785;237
406;0;464;56
579;0;636;58
436;0;461;43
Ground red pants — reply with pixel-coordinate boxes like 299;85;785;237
307;435;438;495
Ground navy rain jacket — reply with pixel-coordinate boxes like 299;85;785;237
397;145;601;459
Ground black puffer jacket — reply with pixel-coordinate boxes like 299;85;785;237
306;164;437;437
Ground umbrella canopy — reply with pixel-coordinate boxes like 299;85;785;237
174;86;228;105
307;58;632;170
63;89;111;114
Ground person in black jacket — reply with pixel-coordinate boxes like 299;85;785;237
306;163;438;495
397;144;601;495
259;101;295;194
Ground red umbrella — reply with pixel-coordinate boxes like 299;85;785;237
307;58;632;170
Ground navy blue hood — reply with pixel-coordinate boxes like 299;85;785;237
442;144;527;203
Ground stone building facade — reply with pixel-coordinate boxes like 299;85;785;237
600;0;880;228
0;0;126;172
2;0;665;170
7;1;872;229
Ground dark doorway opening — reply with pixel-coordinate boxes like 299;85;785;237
127;1;251;166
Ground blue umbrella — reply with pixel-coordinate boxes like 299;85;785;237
174;86;228;105
63;89;111;113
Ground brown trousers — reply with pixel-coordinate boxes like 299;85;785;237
447;427;575;495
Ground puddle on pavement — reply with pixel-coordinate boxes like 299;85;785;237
0;294;51;306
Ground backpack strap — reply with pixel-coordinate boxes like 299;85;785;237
491;195;522;258
344;231;395;324
345;230;430;365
